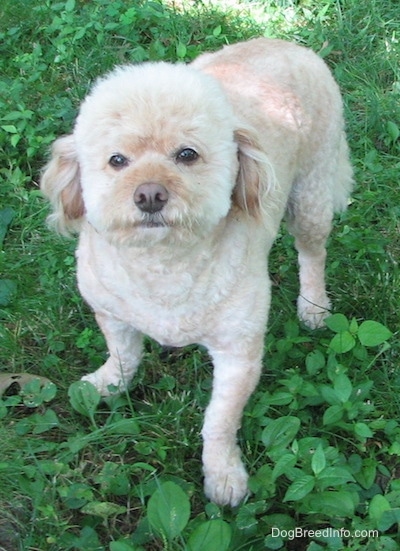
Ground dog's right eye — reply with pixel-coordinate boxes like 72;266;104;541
109;154;128;168
175;148;199;164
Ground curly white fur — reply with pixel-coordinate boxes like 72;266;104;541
41;38;352;506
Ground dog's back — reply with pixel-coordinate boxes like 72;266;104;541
193;38;352;207
195;38;353;327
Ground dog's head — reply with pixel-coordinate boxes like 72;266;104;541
41;62;270;246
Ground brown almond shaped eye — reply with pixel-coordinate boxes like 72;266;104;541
176;148;199;164
109;154;128;168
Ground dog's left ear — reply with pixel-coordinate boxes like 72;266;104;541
233;127;273;217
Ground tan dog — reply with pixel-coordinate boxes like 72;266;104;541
41;38;352;506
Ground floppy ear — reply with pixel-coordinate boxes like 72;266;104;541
40;134;84;235
232;127;274;218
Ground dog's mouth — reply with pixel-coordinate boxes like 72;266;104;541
136;213;171;229
141;221;167;229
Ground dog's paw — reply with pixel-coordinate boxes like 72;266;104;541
297;294;331;329
81;369;126;397
203;461;249;507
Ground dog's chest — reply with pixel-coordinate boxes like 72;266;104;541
115;275;207;346
76;234;242;347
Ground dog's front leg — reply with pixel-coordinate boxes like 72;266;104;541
202;341;263;506
81;312;143;396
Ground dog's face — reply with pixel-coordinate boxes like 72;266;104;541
41;62;267;246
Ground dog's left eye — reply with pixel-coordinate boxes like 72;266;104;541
175;148;199;164
109;154;129;168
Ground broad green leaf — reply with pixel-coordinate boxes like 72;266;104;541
283;475;315;502
329;331;356;354
311;445;326;476
20;379;57;408
176;42;187;59
95;462;130;496
323;404;344;425
306;490;356;517
358;320;392;347
262;416;301;452
65;0;76;12
388;441;400;455
71;526;101;550
11;134;21;147
15;417;33;436
147;481;190;541
41;381;57;402
316;467;355;490
248;464;275;496
32;409;60;434
187;519;231;551
349;317;359;334
324;313;349;333
272;453;297;481
374;536;400;551
319;385;341;406
355;458;377;489
81;501;126;518
1;124;18;134
378;509;400;532
0;279;17;306
333;373;352;403
60;482;94;509
212;25;222;37
65;434;93;454
152;375;176;390
387;120;400;142
20;378;42;407
264;513;296;531
0;207;15;247
107;418;141;435
305;349;325;375
265;391;293;406
347;453;361;472
236;502;266;531
368;494;391;527
354;422;373;439
68;380;101;419
264;535;284;550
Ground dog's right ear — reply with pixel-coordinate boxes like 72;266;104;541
40;134;84;235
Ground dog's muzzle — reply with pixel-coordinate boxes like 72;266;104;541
134;182;169;214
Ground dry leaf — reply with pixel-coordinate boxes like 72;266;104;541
0;373;54;397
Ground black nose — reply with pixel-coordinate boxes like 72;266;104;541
133;182;169;214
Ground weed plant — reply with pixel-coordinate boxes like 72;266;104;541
0;1;399;550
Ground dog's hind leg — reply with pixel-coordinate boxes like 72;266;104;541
293;223;332;330
287;136;352;329
81;312;143;395
286;173;336;329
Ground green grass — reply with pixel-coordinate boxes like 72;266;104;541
0;1;399;550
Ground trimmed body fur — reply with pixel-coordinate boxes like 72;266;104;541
41;38;352;506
